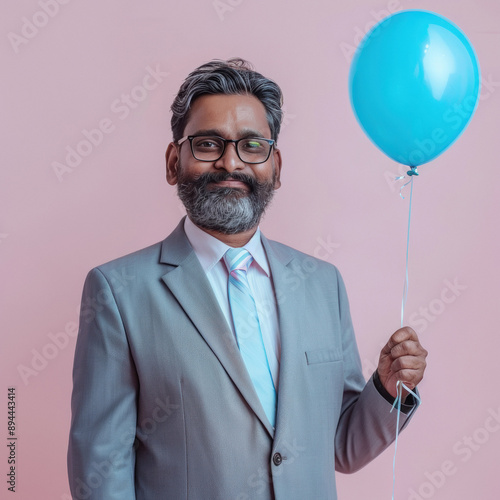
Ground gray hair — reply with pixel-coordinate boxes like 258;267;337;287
170;58;283;142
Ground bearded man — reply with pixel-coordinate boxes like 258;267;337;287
68;58;427;500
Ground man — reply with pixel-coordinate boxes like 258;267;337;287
68;58;427;500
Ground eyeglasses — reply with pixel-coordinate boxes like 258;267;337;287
177;135;275;164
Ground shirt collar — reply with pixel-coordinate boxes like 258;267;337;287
183;217;270;276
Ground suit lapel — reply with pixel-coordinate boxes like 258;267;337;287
261;236;306;439
160;220;274;437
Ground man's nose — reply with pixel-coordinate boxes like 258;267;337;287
214;142;244;171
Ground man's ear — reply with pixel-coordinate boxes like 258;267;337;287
272;148;282;190
166;142;179;185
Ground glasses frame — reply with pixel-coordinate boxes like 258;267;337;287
177;135;276;164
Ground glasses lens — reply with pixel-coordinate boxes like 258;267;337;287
237;138;271;163
191;136;225;161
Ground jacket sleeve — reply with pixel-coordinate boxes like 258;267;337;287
333;268;418;474
68;267;138;499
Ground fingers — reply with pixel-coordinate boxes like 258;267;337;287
389;356;427;389
381;326;419;354
390;338;426;360
378;326;428;394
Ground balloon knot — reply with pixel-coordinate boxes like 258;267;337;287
407;167;419;176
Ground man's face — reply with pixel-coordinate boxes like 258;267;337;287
166;94;282;234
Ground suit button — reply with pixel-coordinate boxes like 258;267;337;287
273;453;282;466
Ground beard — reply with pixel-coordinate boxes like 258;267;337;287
176;167;277;235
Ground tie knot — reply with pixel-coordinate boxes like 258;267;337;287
224;248;253;273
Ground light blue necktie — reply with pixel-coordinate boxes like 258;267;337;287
224;248;277;428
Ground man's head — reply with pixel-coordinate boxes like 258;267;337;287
170;58;283;144
166;59;284;236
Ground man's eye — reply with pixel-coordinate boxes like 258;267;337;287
196;140;220;149
241;139;265;150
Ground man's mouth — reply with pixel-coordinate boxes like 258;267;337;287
209;179;250;191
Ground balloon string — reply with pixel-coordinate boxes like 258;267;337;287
391;166;419;499
401;172;415;327
390;381;421;500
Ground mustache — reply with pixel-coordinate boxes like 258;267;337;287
186;171;259;191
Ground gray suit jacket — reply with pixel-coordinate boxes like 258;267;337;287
68;219;417;500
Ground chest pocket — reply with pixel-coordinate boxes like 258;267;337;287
305;347;343;365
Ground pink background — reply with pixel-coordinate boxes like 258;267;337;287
1;0;499;498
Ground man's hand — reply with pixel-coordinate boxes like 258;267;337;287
377;327;428;399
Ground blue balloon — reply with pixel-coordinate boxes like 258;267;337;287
349;10;480;167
